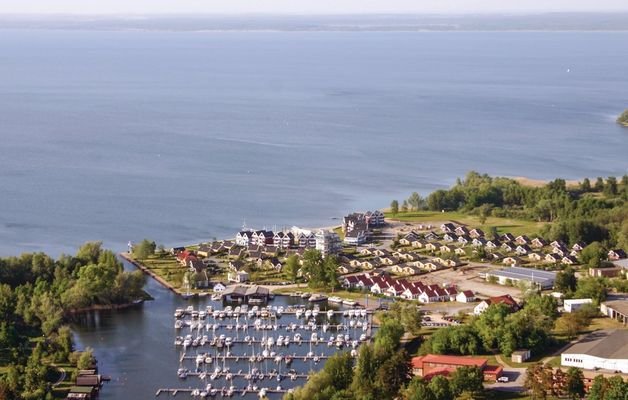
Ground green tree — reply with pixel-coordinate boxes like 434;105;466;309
133;239;156;260
604;176;618;196
587;375;608;400
407;192;424;211
564;367;585;400
390;200;399;216
554;267;577;293
351;344;377;398
76;241;103;264
450;366;484;396
574;277;607;304
524;364;553;400
428;375;451;400
375;350;410;399
580;178;591;192
284;254;300;283
594;177;605;192
604;375;628;400
579;242;606;268
77;348;95;370
555;312;588;339
404;378;436;400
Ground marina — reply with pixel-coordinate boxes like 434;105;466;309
157;302;376;398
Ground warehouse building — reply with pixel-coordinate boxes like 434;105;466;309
484;266;556;289
561;330;628;373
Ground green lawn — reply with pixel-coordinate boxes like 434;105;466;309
385;211;546;237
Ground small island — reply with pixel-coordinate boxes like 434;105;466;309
618;109;628;127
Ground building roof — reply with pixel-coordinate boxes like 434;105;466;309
563;330;628;359
412;354;487;368
602;300;628;316
488;266;556;285
612;258;628;269
483;365;503;375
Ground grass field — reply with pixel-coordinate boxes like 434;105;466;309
385;211;546;237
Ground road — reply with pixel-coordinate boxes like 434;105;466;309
485;355;527;392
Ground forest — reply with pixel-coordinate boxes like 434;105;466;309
0;242;147;399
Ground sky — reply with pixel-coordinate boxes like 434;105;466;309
1;0;628;15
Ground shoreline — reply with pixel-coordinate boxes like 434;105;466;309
120;252;187;296
65;299;147;315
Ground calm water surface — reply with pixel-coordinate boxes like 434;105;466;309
0;30;627;256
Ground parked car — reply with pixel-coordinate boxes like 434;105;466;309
497;377;509;383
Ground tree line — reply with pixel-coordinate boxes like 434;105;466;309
391;171;628;251
0;242;147;399
420;294;560;358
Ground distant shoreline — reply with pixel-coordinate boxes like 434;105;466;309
2;13;628;32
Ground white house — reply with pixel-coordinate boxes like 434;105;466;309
228;270;249;283
563;298;593;313
212;282;226;293
474;301;491;315
456;290;476;303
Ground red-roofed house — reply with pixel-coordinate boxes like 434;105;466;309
411;354;501;381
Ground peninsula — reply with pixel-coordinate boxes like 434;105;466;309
618;109;628;127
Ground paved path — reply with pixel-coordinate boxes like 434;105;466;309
485;355;527;392
52;366;66;387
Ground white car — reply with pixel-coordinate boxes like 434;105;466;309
497;376;509;383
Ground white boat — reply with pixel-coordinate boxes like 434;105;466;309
309;294;328;303
343;299;357;306
326;310;334;319
174;320;183;329
328;296;343;304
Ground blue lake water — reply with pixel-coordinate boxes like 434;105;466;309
0;29;627;399
0;30;627;257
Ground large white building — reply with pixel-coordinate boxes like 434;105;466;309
315;230;342;257
561;330;628;373
484;266;556;289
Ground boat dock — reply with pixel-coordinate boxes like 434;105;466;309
181;354;331;363
155;387;291;397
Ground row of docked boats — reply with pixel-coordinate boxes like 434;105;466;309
175;328;370;349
